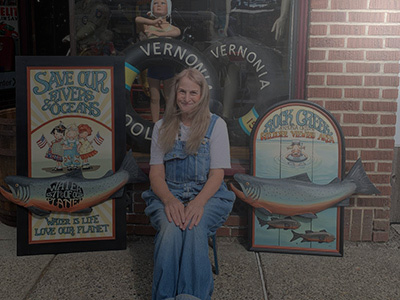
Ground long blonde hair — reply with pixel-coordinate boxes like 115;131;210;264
158;68;211;154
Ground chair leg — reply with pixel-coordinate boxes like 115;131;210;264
212;234;219;275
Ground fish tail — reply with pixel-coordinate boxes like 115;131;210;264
290;230;302;242
120;150;148;184
345;158;380;195
256;216;268;227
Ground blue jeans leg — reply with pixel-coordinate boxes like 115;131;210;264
176;197;234;300
177;225;213;300
146;196;233;300
147;202;183;300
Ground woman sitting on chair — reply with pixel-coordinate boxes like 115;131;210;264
142;68;235;300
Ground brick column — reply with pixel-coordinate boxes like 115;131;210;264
307;0;400;241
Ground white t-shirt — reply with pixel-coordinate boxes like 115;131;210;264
150;116;231;169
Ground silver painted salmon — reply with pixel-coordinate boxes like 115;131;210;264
0;150;148;216
290;230;335;243
230;158;380;218
257;216;301;230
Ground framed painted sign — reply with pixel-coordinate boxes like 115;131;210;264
15;56;126;256
248;100;346;256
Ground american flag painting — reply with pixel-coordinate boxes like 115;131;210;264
36;134;48;149
94;132;104;145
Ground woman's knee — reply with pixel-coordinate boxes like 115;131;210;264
203;198;233;220
197;199;233;233
159;219;182;236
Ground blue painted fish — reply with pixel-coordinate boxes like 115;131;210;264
0;151;148;216
290;230;335;243
257;216;301;230
230;159;380;218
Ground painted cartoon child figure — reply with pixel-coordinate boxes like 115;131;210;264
285;139;308;164
78;124;98;170
45;122;66;171
63;124;81;171
287;140;306;158
135;0;181;122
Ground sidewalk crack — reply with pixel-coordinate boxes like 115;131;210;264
23;255;56;300
255;252;268;300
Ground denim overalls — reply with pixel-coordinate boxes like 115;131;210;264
142;114;235;300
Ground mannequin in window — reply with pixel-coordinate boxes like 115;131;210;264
135;0;181;122
271;0;290;41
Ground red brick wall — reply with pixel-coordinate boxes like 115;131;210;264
307;0;399;242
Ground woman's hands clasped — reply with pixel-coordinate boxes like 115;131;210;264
164;197;204;230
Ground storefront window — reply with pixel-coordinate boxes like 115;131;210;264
69;0;307;153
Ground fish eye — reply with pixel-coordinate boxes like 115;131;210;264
15;184;19;187
245;182;250;186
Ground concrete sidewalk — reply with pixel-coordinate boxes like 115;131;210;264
1;222;399;300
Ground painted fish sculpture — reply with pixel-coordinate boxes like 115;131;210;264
257;216;301;230
230;158;380;219
290;230;335;243
0;150;148;216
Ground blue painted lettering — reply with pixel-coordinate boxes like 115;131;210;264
33;71;74;95
77;71;109;93
296;110;333;135
263;109;294;133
